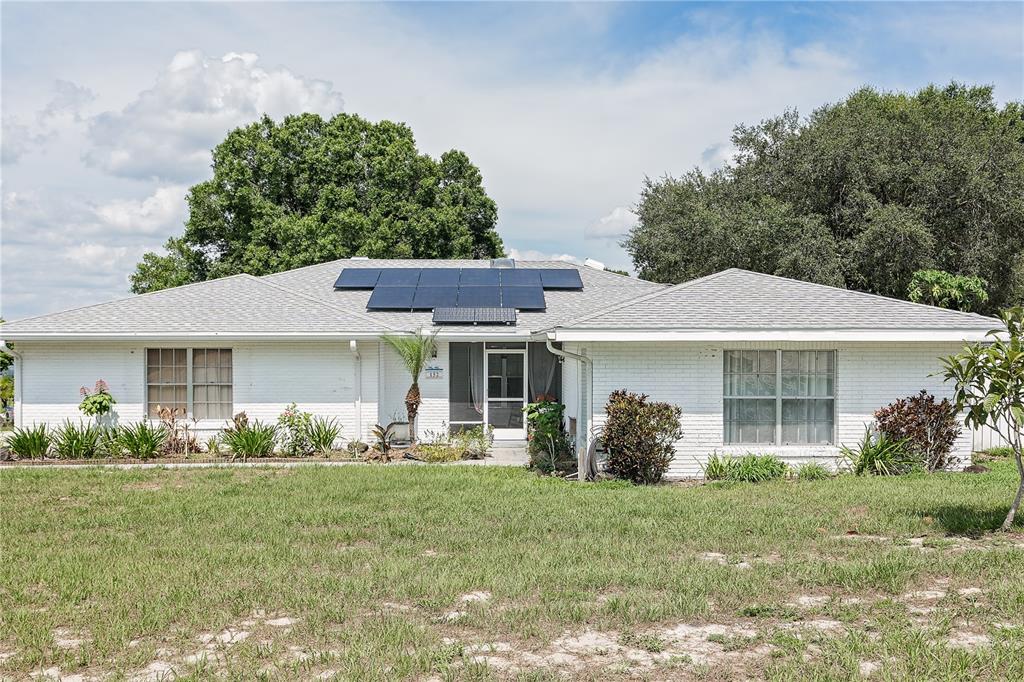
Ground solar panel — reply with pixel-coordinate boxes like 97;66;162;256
459;269;500;286
457;286;501;307
412;286;459;309
432;307;517;325
334;268;381;289
417;268;462;286
540;269;584;290
499;269;542;286
500;286;546;310
367;286;416;309
376;268;422;286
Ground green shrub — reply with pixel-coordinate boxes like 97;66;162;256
529;430;576;475
796;462;831;481
7;423;50;459
703;453;788;483
874;390;961;471
980;446;1013;458
841;427;918;476
307;416;342;454
118;422;168;460
52;421;103;459
525;401;564;454
603;390;683;485
223;420;277;460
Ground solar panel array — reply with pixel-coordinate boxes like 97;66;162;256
333;267;583;315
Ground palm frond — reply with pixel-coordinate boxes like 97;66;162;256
381;331;438;379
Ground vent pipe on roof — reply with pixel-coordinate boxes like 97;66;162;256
584;258;605;271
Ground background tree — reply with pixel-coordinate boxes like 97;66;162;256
942;308;1024;530
381;331;438;441
131;113;503;293
625;84;1024;311
908;269;989;313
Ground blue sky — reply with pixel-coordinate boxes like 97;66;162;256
2;1;1022;320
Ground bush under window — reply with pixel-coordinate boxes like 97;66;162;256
602;390;682;485
874;390;961;472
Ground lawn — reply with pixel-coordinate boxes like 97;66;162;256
2;461;1023;681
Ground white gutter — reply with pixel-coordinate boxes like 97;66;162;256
545;338;593;480
349;340;363;441
0;332;387;341
1;341;22;428
550;329;997;343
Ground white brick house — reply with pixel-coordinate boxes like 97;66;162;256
0;260;999;477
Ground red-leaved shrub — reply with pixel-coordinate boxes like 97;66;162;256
603;390;683;484
874;390;961;472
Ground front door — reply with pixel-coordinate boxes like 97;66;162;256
485;349;526;440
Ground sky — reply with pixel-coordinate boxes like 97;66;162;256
1;1;1022;322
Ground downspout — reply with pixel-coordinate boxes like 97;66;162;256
349;340;362;441
1;341;22;429
545;338;594;480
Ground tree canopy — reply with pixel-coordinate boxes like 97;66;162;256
131;113;504;293
624;84;1024;311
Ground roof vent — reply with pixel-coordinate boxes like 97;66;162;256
584;258;605;271
490;258;515;268
350;256;370;261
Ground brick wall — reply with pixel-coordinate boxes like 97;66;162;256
578;340;972;479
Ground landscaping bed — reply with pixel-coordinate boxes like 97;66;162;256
2;461;1024;680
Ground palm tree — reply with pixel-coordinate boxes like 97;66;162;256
381;331;438;441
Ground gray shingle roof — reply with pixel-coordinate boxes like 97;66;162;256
0;274;394;336
263;258;663;334
556;269;1001;331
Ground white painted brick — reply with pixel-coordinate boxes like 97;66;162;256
573;341;972;479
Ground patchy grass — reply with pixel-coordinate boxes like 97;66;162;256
1;462;1024;680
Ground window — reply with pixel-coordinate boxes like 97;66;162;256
146;348;233;419
723;350;834;445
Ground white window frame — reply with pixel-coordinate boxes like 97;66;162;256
145;347;234;422
723;349;836;446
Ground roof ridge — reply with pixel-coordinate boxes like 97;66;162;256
241;274;397;331
1;273;254;327
547;269;737;331
727;268;1000;323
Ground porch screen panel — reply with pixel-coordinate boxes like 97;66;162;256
528;342;562;403
146;348;187;417
449;343;484;429
192;349;233;420
722;350;776;444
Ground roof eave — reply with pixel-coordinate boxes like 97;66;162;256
548;328;1000;342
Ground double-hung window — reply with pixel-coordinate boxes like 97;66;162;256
723;350;835;445
146;348;233;419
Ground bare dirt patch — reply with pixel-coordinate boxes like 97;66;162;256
51;627;90;649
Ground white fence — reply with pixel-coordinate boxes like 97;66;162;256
972;420;1020;452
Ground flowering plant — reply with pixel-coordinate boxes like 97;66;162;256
78;379;116;417
277;402;314;456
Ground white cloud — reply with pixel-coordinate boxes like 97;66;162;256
506;248;581;264
1;118;47;163
2;79;95;163
1;185;189;319
93;185;189;235
585;206;637;240
83;50;345;180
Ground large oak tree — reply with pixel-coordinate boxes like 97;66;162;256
624;84;1024;311
131;113;503;293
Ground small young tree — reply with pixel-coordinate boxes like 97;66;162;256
381;331;438;441
941;307;1024;530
